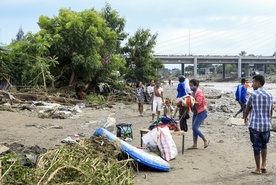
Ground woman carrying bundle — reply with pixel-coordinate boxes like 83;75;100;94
188;79;210;150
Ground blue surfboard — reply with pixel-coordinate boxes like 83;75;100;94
93;127;170;172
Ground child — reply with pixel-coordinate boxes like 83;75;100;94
163;98;174;118
136;81;145;117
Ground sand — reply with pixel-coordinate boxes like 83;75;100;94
0;82;276;185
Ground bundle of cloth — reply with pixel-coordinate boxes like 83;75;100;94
177;95;195;109
175;95;196;131
148;117;180;131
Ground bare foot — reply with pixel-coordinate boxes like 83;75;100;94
251;170;261;175
204;140;210;148
187;146;198;150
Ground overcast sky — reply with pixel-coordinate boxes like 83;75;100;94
1;0;276;69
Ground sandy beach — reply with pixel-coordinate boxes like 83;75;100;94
1;81;276;185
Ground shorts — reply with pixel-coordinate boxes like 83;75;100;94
148;95;153;104
238;102;246;112
249;128;270;156
152;99;163;114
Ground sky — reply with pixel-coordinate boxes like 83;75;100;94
1;0;276;69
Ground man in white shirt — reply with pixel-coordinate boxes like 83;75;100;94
147;79;155;111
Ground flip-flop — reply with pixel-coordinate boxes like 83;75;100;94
251;171;261;175
261;169;267;173
204;140;210;148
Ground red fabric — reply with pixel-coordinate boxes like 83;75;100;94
186;96;192;110
177;101;182;108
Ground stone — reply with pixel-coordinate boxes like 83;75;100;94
225;117;245;126
0;145;10;155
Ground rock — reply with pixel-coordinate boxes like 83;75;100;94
220;105;232;113
208;105;217;112
224;117;245;126
271;123;276;131
0;145;9;155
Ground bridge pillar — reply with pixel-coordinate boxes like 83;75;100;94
222;64;226;79
193;58;197;79
264;64;267;73
181;63;185;75
238;56;242;78
245;64;250;77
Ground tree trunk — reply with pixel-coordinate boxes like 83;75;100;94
69;71;75;86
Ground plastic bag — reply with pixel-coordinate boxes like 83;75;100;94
142;128;160;153
157;126;177;161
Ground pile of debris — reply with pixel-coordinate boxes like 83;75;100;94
0;137;134;184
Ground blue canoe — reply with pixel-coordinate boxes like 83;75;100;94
93;127;170;172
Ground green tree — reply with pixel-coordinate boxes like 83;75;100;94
198;68;205;75
0;51;13;82
37;8;125;86
216;64;237;74
15;27;25;41
100;3;128;52
239;51;247;56
8;32;58;89
123;28;163;83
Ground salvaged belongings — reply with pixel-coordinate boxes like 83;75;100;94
142;126;177;161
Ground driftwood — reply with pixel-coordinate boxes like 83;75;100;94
0;90;16;104
1;91;87;106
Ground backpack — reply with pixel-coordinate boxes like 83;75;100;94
116;123;133;139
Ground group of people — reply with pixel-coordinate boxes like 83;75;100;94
136;74;273;175
234;75;273;175
135;75;210;150
168;78;174;86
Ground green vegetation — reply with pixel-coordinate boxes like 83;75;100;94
0;3;163;91
0;137;135;185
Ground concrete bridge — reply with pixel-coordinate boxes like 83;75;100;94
154;55;276;78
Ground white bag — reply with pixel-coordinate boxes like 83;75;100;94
142;128;160;152
157;126;178;161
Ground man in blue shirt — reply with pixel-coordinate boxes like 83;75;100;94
244;75;273;175
233;78;247;118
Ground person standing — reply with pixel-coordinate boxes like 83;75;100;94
152;81;164;121
177;75;187;99
147;79;155;112
244;75;273;175
233;78;247;118
184;78;191;95
136;81;145;117
188;79;210;149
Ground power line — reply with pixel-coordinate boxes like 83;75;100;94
155;16;276;55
